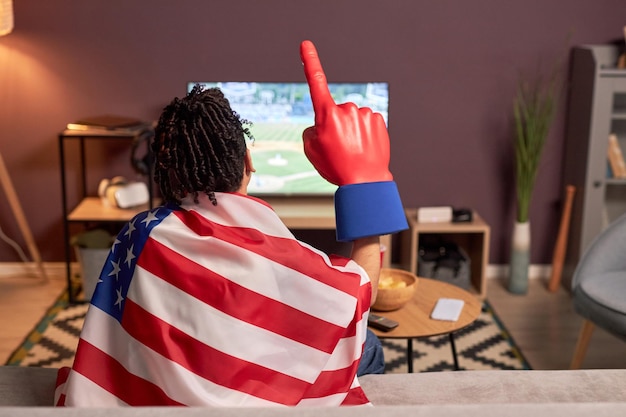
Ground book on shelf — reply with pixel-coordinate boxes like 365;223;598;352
66;115;152;133
607;133;626;179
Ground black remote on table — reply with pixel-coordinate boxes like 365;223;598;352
368;313;399;332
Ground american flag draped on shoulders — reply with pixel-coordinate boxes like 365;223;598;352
55;192;372;407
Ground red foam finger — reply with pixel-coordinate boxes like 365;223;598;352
300;40;335;113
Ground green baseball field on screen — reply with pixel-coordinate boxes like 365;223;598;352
246;122;338;196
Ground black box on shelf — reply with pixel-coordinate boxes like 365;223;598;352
417;236;471;290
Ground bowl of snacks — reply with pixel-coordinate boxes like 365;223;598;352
371;268;418;311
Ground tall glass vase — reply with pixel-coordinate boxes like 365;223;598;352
508;221;530;294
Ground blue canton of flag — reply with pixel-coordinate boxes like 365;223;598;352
91;206;174;322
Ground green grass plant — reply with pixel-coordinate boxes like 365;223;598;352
513;64;561;223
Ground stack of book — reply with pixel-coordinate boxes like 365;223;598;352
607;133;626;179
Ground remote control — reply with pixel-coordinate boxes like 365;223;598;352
368;313;399;332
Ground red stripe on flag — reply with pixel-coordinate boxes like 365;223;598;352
56;366;70;387
122;299;314;406
174;209;363;297
54;366;70;406
328;254;351;267
72;339;183;406
302;362;360;400
138;237;349;353
340;386;370;406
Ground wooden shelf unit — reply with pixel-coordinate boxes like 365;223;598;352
399;209;490;299
59;127;156;303
67;197;160;222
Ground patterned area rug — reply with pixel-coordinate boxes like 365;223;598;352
6;292;531;372
6;292;84;368
381;302;531;372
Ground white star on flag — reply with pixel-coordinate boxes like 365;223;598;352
125;244;136;268
108;259;121;281
124;219;137;239
141;209;160;227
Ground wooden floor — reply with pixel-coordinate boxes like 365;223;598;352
1;263;625;370
0;264;68;364
488;277;626;370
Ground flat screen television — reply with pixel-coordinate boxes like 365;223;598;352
186;81;389;197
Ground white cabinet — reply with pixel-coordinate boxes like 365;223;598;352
562;45;626;289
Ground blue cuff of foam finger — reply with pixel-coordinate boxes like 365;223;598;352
334;181;409;242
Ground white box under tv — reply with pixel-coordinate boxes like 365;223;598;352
417;206;453;223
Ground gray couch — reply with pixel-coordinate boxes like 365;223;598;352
2;366;626;416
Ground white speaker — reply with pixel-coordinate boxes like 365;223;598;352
417;206;453;223
98;177;149;209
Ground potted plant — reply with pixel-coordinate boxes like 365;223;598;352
508;64;560;294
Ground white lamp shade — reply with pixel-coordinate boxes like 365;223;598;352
0;0;14;36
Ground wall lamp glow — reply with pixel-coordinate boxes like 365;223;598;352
0;0;14;37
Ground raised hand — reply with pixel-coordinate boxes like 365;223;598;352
300;40;393;186
299;40;408;242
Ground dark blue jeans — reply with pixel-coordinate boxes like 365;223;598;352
357;329;385;376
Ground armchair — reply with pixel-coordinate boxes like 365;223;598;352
570;212;626;369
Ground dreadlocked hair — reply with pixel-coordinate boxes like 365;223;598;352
152;85;254;205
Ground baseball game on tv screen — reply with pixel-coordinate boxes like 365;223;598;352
187;81;389;196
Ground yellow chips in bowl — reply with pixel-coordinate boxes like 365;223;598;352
372;268;418;311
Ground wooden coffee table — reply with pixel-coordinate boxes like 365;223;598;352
369;277;482;372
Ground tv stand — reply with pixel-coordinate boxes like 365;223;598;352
263;197;392;267
399;208;490;299
263;197;335;228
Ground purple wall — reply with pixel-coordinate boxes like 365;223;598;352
0;0;624;264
